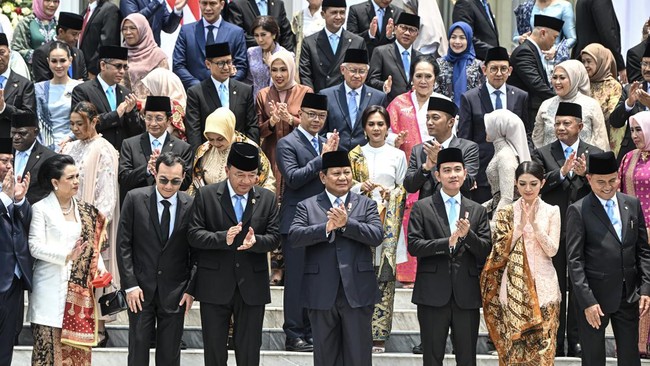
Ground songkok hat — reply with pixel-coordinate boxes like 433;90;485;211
11;111;38;128
427;96;457;117
343;48;368;64
556;102;582;119
301;93;328;110
436;147;464;169
395;13;420;29
644;42;650;59
99;46;128;60
534;15;564;33
144;96;172;114
588;151;618;175
228;142;259;171
322;0;346;8
322;151;351;170
484;46;510;64
206;42;231;58
0;122;11;154
0;33;8;47
58;12;84;30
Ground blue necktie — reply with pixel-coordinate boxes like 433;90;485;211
15;151;27;177
402;51;410;82
106;87;116;111
152;139;162;152
376;8;385;34
329;34;339;54
68;64;73;78
334;197;343;208
447;197;458;234
348;91;358;128
493;90;502;110
483;0;495;28
257;0;267;16
605;200;621;240
234;195;244;222
219;83;229;108
564;146;573;159
0;75;6;89
206;25;216;46
311;136;319;155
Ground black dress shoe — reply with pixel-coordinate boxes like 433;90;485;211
412;343;423;354
96;330;109;348
567;343;582;357
180;340;188;350
306;337;314;345
285;337;314;352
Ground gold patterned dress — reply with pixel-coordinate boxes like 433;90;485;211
481;199;561;365
591;77;623;154
349;143;407;342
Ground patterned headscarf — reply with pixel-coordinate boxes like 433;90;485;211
443;21;476;106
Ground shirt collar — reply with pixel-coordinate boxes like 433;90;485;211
344;82;363;96
325;189;348;207
439;189;462;206
149;132;168;146
439;135;453;149
155;188;178;207
203;16;222;28
17;140;37;155
97;74;114;90
211;76;229;91
372;1;383;14
325;27;343;39
595;193;618;209
395;41;412;56
297;125;319;140
0;67;10;80
559;139;580;155
528;38;543;58
88;1;98;11
227;179;249;199
485;81;507;96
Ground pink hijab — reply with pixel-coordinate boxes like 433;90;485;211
121;13;168;85
630;111;650;151
34;0;56;21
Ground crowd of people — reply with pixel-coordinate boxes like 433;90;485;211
1;0;650;365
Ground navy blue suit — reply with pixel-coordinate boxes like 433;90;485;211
319;83;387;152
289;191;382;365
275;128;326;341
172;18;248;89
0;197;32;365
120;0;182;46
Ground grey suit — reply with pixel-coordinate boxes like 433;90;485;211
367;43;421;102
404;137;479;200
319;83;387;151
0;70;36;123
299;29;366;93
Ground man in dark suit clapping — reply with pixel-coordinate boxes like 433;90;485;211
289;150;383;366
567;151;650;366
408;147;491;366
346;0;402;58
0;33;36;123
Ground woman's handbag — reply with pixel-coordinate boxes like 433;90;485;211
98;282;127;316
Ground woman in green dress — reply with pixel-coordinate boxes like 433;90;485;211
11;0;59;67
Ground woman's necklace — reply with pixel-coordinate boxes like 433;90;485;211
61;200;74;216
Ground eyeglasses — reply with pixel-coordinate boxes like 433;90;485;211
302;110;327;121
0;157;11;165
158;177;183;186
145;115;168;123
106;62;129;71
641;61;650;68
397;24;419;34
208;59;232;69
344;66;368;75
121;26;138;33
488;66;509;74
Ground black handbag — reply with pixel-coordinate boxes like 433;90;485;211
98;283;127;316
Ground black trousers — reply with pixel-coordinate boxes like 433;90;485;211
417;297;479;366
200;288;265;366
127;291;185;366
554;237;579;350
308;283;373;366
577;291;640;366
282;234;311;340
0;276;23;366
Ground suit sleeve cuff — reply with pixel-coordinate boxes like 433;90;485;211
125;286;140;293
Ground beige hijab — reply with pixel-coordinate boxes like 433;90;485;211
484;109;532;162
554;60;591;99
268;50;297;91
204;107;236;143
580;43;617;83
141;68;187;109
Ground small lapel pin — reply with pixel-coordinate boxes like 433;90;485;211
625;206;628;210
367;93;371;97
233;91;237;95
169;143;173;147
36;155;40;159
12;83;17;88
348;39;352;43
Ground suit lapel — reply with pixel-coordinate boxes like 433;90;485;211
336;84;351;128
295;129;318;158
505;85;517;111
161;134;174;154
218;182;238;224
22;143;42;176
550;140;565;169
589;193;621;243
473;0;496;32
526;41;548;85
432;193;451;237
81;2;102;43
203;79;222;109
479;84;493;113
240;188;260;226
618;193;631;245
148;190;164;244
391;44;409;84
92;78;111;111
195;21;207;59
247;0;261;16
316;30;335;65
335;30;353;69
357;86;372;126
229;80;239;110
139;133;153;158
162;193;188;250
3;72;18;103
316;191;333;213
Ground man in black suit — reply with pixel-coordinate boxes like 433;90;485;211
346;0;402;58
532;102;602;357
9;112;56;205
185;42;258;151
572;0;626;83
452;0;498;61
32;12;88;82
0;138;32;366
610;43;650;162
404;97;479;200
299;0;366;92
0;33;36;123
119;0;186;46
71;46;141;150
188;142;281;366
509;15;563;125
276;93;339;352
458;46;529;203
319;48;387;151
117;152;196;366
566;151;650;366
367;13;421;102
225;0;295;52
626;20;649;84
408;147;491;366
289;150;383;366
78;0;121;77
118;96;193;203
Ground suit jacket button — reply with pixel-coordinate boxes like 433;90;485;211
235;263;240;268
158;270;162;275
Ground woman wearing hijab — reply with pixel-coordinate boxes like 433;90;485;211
188;107;275;196
435;21;483;106
483;109;532;216
139;68;188;141
532;59;609;151
580;43;623;154
618;111;650;356
11;0;59;66
120;13;169;93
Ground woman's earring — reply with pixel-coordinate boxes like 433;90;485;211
54;186;58;191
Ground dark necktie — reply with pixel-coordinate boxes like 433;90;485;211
206;25;216;46
161;200;171;243
493;90;503;110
